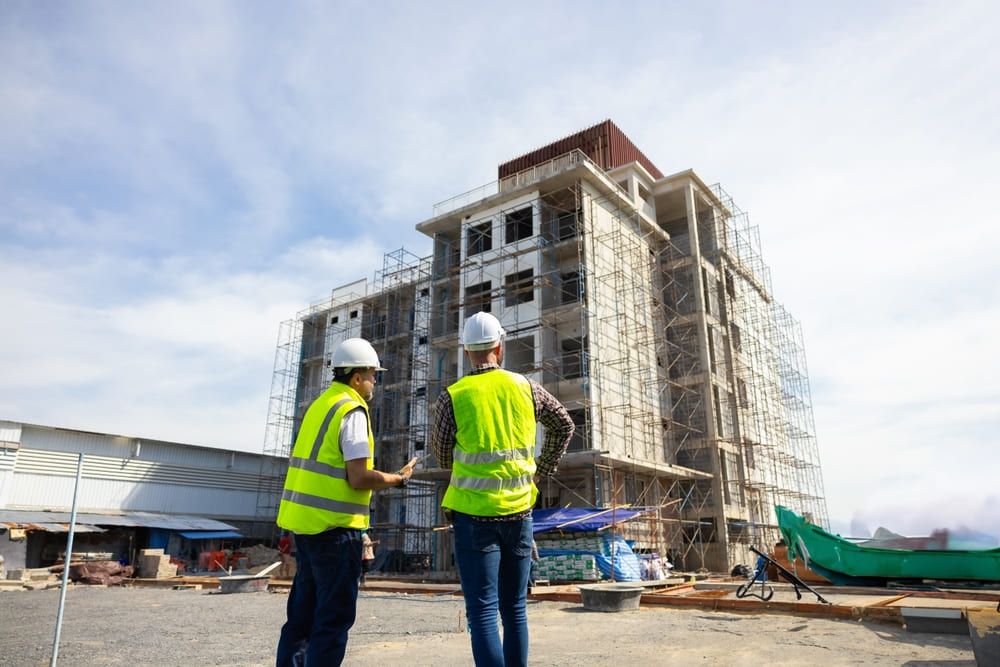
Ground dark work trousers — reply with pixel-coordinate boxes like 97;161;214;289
276;528;362;667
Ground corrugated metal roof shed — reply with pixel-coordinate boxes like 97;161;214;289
1;521;105;533
0;509;237;532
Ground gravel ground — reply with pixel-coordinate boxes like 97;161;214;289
1;585;977;666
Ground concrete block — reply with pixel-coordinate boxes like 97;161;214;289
901;607;967;634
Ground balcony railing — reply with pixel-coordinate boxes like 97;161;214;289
432;181;499;218
432;149;592;218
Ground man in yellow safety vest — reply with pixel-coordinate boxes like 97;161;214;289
432;312;574;666
276;337;417;667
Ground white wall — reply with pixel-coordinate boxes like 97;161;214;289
2;421;281;522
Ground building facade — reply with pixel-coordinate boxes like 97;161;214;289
257;121;828;573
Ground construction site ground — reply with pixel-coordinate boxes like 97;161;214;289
2;572;990;665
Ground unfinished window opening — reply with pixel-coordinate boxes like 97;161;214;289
728;521;751;544
567;408;587;451
713;386;724;434
561;337;584;379
506;335;535;373
557;210;578;240
720;447;731;505
730;323;742;352
664;217;687;238
465;281;492;316
724;269;736;298
467;221;492;256
504;268;534;306
637;183;651;204
734;451;746;505
372;314;386;339
707;326;717;369
623;475;646;505
331;315;339;324
350;310;358;319
560;270;580;304
437;233;462;274
682;509;715;543
724;450;742;506
703;268;717;318
538;493;560;509
505;207;533;244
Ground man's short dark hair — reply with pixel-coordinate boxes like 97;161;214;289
333;367;362;385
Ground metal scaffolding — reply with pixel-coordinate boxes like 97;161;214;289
255;138;828;574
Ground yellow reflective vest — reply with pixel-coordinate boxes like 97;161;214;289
442;369;537;516
277;381;373;533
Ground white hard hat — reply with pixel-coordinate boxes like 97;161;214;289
331;338;387;370
462;312;505;351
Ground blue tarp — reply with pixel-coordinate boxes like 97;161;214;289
178;530;243;540
531;507;652;533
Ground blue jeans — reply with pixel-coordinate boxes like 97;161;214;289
276;528;362;667
452;511;533;667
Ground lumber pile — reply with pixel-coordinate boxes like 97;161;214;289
137;548;178;579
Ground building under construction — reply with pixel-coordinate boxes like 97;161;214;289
255;121;828;574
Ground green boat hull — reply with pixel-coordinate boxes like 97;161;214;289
776;505;1000;585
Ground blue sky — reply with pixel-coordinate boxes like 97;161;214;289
2;1;998;539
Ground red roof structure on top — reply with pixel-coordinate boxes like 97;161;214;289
498;120;663;180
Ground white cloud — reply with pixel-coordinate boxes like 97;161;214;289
0;231;386;450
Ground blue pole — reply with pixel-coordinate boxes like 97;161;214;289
51;452;83;667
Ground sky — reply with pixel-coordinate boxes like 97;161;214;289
2;1;998;541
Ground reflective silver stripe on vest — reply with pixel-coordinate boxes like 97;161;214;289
288;457;349;479
454;446;534;466
308;397;356;460
281;488;370;516
447;473;533;491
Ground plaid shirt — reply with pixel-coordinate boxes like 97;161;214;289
431;363;574;478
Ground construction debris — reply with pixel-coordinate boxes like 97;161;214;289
68;560;133;585
242;543;279;567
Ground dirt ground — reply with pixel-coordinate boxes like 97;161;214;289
0;584;977;666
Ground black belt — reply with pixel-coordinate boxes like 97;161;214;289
447;509;531;523
295;526;360;536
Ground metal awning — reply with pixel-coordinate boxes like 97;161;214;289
0;509;237;532
178;530;243;540
1;521;105;533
